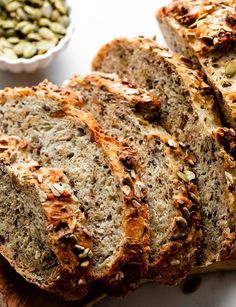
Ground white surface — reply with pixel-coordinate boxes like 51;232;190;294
0;1;235;307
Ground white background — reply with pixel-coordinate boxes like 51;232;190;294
0;1;236;306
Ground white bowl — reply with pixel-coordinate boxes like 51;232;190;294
0;1;73;73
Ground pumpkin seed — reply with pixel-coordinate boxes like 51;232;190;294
15;21;28;31
59;15;70;27
39;27;55;40
51;9;60;21
3;48;17;59
2;19;15;29
38;18;51;27
42;1;53;18
21;23;37;35
13;41;30;56
54;0;67;14
7;36;20;44
28;32;41;41
5;1;21;12
24;6;41;19
225;60;236;78
16;7;28;20
0;37;12;48
49;22;66;34
23;44;37;58
5;28;15;37
177;171;189;183
36;40;55;53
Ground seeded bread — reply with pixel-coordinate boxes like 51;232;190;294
92;37;236;268
0;81;150;297
157;0;236;129
64;72;202;285
0;134;92;301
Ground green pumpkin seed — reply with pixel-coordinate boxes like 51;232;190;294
23;44;37;58
59;15;70;27
21;23;37;35
177;171;189;183
7;36;20;44
3;48;17;59
28;32;41;41
49;22;65;34
0;38;11;48
51;9;60;21
39;27;55;40
36;39;55;53
38;18;51;27
16;7;28;20
15;21;29;31
24;6;41;19
31;0;43;6
42;1;52;18
13;41;30;55
54;0;67;15
5;28;15;37
2;20;15;29
6;1;21;12
225;60;236;78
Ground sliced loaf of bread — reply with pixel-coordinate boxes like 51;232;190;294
65;72;202;285
157;0;236;129
0;134;92;301
0;81;150;297
92;37;236;268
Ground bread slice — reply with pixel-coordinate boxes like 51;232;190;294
157;0;236;129
0;134;92;301
0;81;149;297
92;37;236;268
64;72;202;285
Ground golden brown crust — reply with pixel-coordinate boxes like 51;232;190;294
0;135;92;300
157;1;236;129
0;81;150;296
65;72;202;285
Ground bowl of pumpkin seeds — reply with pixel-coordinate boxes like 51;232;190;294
0;0;73;73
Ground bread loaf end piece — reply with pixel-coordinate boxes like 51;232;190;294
0;135;92;301
157;0;236;129
0;81;150;296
